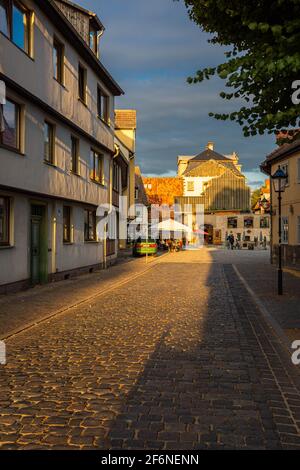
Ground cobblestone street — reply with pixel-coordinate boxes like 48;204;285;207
1;249;300;450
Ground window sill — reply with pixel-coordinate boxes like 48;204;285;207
98;116;111;129
0;31;34;61
71;170;81;177
0;144;25;156
0;244;14;250
63;242;74;245
78;97;88;107
90;178;105;187
84;240;99;244
44;160;57;168
53;77;66;88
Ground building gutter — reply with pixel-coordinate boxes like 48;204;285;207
1;73;115;156
260;140;300;175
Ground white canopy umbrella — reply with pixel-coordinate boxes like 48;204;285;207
151;219;193;234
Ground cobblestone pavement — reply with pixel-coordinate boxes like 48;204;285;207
1;249;300;450
0;255;157;338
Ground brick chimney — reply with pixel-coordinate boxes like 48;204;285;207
206;141;214;151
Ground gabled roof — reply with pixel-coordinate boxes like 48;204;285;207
142;176;183;206
191;148;231;162
38;0;123;96
115;110;137;130
54;0;105;31
221;161;244;177
261;139;300;175
183;159;243;178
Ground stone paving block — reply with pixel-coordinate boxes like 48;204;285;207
1;250;300;450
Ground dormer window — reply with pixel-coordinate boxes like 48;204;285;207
89;26;97;54
89;21;100;57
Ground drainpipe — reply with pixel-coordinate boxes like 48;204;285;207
97;29;104;59
106;144;120;264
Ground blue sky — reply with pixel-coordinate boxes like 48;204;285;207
78;0;275;188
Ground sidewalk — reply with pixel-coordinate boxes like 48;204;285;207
234;262;300;341
0;254;161;340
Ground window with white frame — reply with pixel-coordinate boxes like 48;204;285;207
281;216;289;244
44;121;55;164
63;206;72;244
281;162;289;185
97;87;109;124
71;136;79;175
53;37;65;85
260;217;270;229
84;209;96;242
0;99;20;150
187;181;194;192
113;161;120;191
90;149;104;184
78;63;87;103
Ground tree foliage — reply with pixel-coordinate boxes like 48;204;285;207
183;0;300;139
251;188;261;209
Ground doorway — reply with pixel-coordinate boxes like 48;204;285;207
204;224;214;245
30;204;48;285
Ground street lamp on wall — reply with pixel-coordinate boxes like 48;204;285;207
272;167;287;193
271;166;287;295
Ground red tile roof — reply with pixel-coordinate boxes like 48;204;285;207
115;110;137;129
142;177;183;207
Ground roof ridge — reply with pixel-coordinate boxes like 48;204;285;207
191;148;231;162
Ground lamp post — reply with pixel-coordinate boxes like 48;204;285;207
271;166;287;295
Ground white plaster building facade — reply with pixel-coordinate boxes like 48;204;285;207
176;142;270;246
0;0;123;292
114;110;137;250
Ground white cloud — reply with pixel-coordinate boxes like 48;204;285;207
78;0;276;176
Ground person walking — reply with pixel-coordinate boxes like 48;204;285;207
229;234;235;250
226;235;231;250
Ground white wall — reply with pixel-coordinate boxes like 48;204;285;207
183;176;214;197
0;0;115;152
0;92;111;207
54;202;103;273
0;193;104;286
0;193;29;285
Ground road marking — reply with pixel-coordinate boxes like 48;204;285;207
1;252;170;343
232;264;292;355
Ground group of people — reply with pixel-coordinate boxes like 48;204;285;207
226;234;241;250
159;239;183;252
